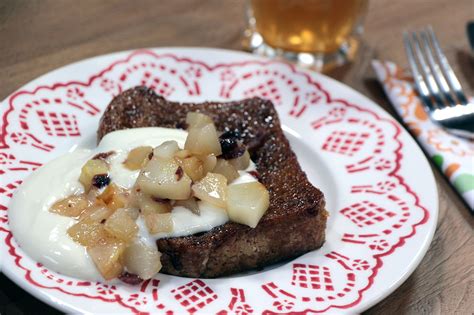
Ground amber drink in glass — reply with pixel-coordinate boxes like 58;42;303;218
245;0;369;71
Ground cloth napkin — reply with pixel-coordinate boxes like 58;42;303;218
372;60;474;210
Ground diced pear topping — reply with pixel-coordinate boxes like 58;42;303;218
178;156;205;181
123;241;162;280
174;149;192;159
122;207;139;220
136;157;192;200
50;194;90;217
226;182;270;228
213;159;239;182
79;159;109;191
124;146;153;170
137;192;172;215
192;173;227;208
88;240;126;280
144;212;173;234
228;150;250;170
52;111;270;282
199;154;217;173
104;208;138;242
68;209;114;247
153;141;179;159
175;197;200;215
98;183;129;211
186;112;213;128
185;123;222;156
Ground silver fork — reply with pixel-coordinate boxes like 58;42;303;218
403;26;474;139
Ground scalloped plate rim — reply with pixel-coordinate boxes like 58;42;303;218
0;47;438;314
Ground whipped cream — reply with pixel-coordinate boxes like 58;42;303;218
9;127;256;281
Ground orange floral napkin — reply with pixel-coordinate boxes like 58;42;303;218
372;60;474;210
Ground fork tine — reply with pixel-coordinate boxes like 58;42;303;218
403;32;437;112
410;32;446;109
420;30;457;107
427;26;469;105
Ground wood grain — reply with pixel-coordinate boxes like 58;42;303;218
0;0;473;314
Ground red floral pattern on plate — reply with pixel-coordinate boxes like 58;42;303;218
0;50;430;314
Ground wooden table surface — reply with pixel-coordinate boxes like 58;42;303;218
1;0;473;314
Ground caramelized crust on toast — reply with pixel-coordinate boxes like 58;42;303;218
98;86;327;277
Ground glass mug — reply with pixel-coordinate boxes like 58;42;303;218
244;0;369;71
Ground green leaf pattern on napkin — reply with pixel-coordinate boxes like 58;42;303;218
432;154;443;169
432;153;474;193
454;174;474;194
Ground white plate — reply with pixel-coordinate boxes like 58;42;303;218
0;48;438;314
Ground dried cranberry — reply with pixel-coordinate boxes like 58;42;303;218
220;137;237;152
151;196;170;203
175;166;184;180
219;130;245;159
226;146;246;160
176;121;187;130
118;272;143;285
92;151;115;161
92;174;110;188
249;170;261;181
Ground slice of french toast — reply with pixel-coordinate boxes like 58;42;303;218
98;86;327;278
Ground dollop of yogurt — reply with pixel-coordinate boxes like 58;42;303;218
8;127;256;281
